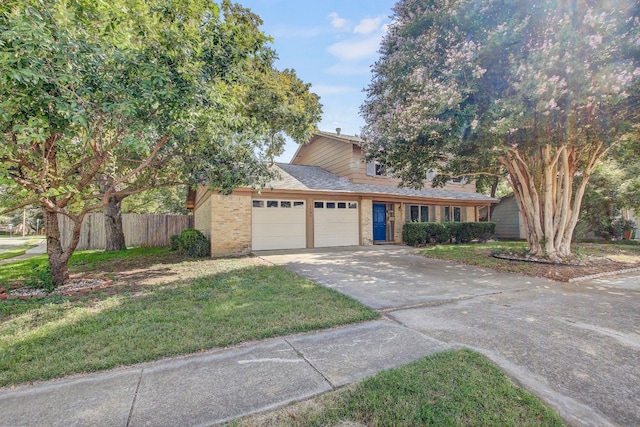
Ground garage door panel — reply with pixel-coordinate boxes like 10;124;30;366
314;201;359;248
252;200;306;250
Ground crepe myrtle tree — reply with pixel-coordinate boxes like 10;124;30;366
361;0;640;261
0;0;320;285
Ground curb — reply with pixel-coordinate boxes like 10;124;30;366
568;267;640;283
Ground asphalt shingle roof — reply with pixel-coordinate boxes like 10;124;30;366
270;163;496;202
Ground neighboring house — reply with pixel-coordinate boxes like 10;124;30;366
621;208;640;240
491;196;526;240
188;130;497;256
492;196;640;241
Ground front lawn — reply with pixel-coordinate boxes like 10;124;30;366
417;241;640;281
230;349;566;427
0;249;378;387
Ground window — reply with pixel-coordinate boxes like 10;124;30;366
453;207;461;222
406;205;430;222
410;206;419;222
426;169;435;181
421;206;429;222
314;202;324;208
267;200;278;208
441;206;463;222
338;202;346;209
326;202;336;209
253;200;264;208
280;201;291;208
366;160;386;177
348;202;358;209
449;177;468;184
294;201;305;208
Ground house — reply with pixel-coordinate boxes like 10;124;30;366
492;196;640;241
188;130;498;256
491;195;526;240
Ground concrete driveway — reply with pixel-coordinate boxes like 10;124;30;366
257;245;640;427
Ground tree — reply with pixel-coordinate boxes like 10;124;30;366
361;0;640;261
577;151;640;240
101;65;321;251
0;0;321;284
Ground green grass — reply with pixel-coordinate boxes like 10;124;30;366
0;238;42;261
0;252;378;386
0;247;29;261
231;349;566;427
416;240;640;279
0;246;168;287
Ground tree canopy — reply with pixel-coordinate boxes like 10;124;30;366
0;0;321;284
361;0;640;260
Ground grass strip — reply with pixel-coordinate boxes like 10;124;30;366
232;349;566;426
0;262;378;386
0;247;29;261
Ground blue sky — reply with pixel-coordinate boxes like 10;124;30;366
236;0;397;162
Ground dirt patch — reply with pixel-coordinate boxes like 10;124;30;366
0;277;112;299
508;259;638;282
486;246;640;282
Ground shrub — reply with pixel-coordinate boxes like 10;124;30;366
175;229;210;257
403;222;496;247
25;263;56;292
169;234;181;251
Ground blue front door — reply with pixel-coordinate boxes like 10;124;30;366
373;203;386;241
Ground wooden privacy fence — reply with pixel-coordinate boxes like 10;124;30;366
59;213;193;250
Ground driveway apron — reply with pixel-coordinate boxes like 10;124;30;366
257;246;640;427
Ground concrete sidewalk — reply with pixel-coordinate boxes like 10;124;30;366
0;238;46;265
0;320;450;426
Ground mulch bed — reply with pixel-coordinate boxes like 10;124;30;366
0;277;112;300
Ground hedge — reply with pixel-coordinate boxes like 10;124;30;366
403;222;496;246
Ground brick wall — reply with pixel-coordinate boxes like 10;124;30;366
393;203;403;242
210;194;252;256
360;198;373;245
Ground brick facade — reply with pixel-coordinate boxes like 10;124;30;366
360;198;373;246
210;194;252;256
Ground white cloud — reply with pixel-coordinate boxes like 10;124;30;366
354;17;383;35
328;12;349;31
327;36;382;62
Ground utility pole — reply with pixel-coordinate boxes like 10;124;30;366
22;208;26;237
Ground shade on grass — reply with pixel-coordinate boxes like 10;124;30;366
0;264;378;386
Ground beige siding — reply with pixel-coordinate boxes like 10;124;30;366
210;194;252;256
194;188;212;241
349;146;402;186
492;197;522;239
293;136;352;176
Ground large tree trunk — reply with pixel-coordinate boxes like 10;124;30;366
500;143;602;263
104;194;127;251
43;208;70;286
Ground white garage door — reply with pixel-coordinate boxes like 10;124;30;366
252;200;306;250
314;201;359;247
